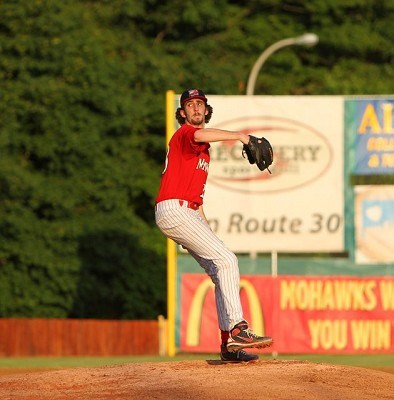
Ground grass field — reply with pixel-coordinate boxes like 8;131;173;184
0;353;393;370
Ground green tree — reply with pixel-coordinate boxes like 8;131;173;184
0;0;165;318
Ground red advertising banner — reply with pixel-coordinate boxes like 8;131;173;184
179;274;394;354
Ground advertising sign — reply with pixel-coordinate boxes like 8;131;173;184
179;274;394;354
349;98;394;175
355;185;394;264
176;96;345;253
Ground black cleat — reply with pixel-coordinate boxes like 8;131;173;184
220;344;259;363
226;321;273;352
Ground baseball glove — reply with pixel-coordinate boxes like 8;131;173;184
242;136;273;173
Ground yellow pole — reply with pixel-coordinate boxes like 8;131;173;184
165;90;177;356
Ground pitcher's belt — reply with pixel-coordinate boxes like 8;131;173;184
178;200;199;210
155;199;200;211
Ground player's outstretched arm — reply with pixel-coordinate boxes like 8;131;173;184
194;128;249;145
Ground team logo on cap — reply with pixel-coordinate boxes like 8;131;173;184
188;89;200;97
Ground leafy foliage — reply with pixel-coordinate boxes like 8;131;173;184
0;0;393;318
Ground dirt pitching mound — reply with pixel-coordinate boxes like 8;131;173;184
0;359;393;400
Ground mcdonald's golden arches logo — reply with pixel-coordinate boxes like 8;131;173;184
186;278;265;346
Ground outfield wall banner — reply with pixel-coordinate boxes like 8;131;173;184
179;274;394;354
348;98;394;175
176;95;345;253
355;185;394;264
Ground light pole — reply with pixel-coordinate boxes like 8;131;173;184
246;33;319;95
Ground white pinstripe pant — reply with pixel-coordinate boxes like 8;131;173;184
155;199;244;331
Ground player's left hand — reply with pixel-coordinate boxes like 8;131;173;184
242;136;273;173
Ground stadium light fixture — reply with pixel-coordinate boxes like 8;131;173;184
246;33;319;95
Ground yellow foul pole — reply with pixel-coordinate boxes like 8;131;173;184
165;90;177;356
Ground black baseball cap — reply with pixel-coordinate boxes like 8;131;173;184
180;88;207;105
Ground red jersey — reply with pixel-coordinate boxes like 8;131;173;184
156;124;210;206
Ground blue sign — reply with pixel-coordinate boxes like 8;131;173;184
352;99;394;175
